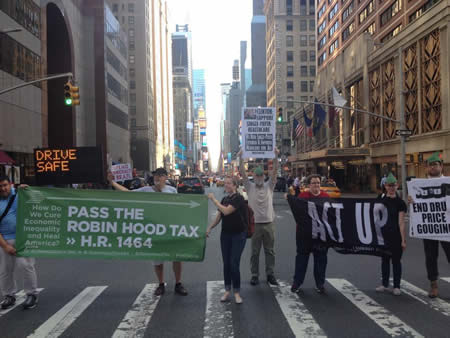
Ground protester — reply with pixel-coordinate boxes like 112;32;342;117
287;175;294;189
408;152;450;298
376;173;407;296
290;174;329;294
108;168;188;297
380;174;387;193
238;148;279;286
206;177;247;304
0;176;38;309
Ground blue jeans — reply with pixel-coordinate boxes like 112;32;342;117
221;232;247;292
294;244;328;288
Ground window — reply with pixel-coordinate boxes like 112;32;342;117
329;20;339;37
130;119;136;127
129;55;135;64
286;20;293;31
286;0;293;15
381;0;402;27
129;29;135;37
287;65;294;77
318;20;327;34
130;93;136;104
300;0;307;15
310;81;315;92
365;22;375;35
318;4;326;20
0;0;41;38
287;51;294;62
318;35;327;50
112;4;118;11
129;68;135;77
329;3;339;20
301;81;308;92
409;0;440;23
318;51;327;65
309;19;315;31
310;65;316;77
359;1;373;24
130;80;136;89
128;3;134;12
342;21;354;41
380;24;402;43
300;50;308;62
309;35;315;46
310;50;316;62
129;42;135;50
309;0;315;14
287;96;294;108
301;96;308;102
300;35;308;46
300;20;307;31
329;39;339;54
342;1;354;22
286;35;294;47
128;16;135;25
287;81;294;92
130;106;136;115
301;66;308;76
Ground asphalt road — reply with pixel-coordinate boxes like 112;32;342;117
1;186;450;338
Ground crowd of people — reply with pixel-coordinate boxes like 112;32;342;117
0;151;449;310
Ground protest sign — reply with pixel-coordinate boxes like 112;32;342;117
407;177;450;242
111;163;133;181
287;196;395;256
16;187;208;261
241;107;276;159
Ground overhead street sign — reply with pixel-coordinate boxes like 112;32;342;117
395;129;413;137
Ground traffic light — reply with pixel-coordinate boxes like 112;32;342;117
277;107;283;122
64;81;80;106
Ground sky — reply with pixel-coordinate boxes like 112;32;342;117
167;0;252;171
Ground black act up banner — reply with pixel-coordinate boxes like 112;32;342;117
287;196;395;257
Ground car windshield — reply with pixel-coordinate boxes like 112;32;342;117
181;178;201;185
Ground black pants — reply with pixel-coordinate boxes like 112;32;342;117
423;239;450;282
381;249;402;289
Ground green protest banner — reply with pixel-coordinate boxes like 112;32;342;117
15;187;208;261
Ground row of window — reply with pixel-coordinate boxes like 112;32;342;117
0;0;40;38
112;3;134;13
286;35;315;47
287;48;316;62
286;0;315;16
286;80;315;93
107;73;129;105
286;19;315;32
286;65;316;77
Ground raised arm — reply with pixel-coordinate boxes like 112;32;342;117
208;193;236;216
270;147;280;185
238;149;248;184
107;172;129;192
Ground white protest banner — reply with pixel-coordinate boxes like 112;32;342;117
241;107;276;159
407;177;450;242
111;163;133;182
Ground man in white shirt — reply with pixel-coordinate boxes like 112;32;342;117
108;168;188;297
238;148;279;286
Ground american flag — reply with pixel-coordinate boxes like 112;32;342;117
292;118;304;139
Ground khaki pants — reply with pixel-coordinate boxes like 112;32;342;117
250;222;275;277
0;239;38;297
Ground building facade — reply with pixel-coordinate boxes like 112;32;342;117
291;0;450;193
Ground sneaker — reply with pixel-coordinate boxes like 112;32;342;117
267;275;279;286
392;288;401;296
250;276;259;286
174;283;188;296
22;294;38;309
316;286;325;294
1;295;16;310
154;283;165;296
429;280;438;298
375;285;389;293
291;284;300;293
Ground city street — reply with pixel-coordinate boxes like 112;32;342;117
1;187;450;338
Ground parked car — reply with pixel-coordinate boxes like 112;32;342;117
201;177;211;187
177;177;205;194
275;177;287;192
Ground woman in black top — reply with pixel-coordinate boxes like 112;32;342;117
207;176;247;304
376;173;407;296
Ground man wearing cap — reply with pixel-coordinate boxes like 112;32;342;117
238;148;280;286
108;168;189;297
408;152;450;298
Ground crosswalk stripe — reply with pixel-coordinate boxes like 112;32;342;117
0;289;44;318
400;279;450;317
112;284;160;338
27;286;107;338
271;282;326;338
203;281;234;338
327;279;423;338
440;277;450;284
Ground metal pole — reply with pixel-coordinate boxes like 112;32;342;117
0;28;22;34
399;47;407;201
0;72;73;96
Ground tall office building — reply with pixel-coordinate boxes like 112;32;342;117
193;69;206;120
247;0;267;107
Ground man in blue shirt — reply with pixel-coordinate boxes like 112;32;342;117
0;175;38;309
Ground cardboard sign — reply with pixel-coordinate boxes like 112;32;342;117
241;107;276;159
34;147;103;185
111;163;132;181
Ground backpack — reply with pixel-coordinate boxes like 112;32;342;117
243;201;255;239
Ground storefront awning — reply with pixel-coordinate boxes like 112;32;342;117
0;151;15;165
290;147;370;162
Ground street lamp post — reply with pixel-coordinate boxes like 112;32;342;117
0;28;22;34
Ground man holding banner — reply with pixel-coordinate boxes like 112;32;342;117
108;168;189;297
408;152;450;298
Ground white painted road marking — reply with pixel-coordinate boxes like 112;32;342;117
112;284;161;338
204;281;234;338
401;279;450;317
328;279;423;337
441;277;450;284
27;286;107;338
271;281;326;338
0;289;44;318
